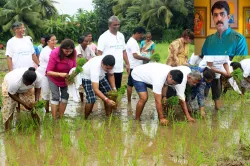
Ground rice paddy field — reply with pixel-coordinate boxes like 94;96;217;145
0;45;250;166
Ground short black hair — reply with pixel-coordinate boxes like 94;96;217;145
78;35;87;44
133;27;146;34
22;67;37;84
12;21;24;30
170;70;183;84
102;55;115;66
230;62;242;70
203;67;215;80
211;1;230;15
43;34;55;48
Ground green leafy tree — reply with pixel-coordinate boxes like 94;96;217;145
0;0;43;38
140;0;188;28
92;0;117;37
36;0;59;19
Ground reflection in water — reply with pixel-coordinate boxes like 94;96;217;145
0;90;249;165
0;138;6;166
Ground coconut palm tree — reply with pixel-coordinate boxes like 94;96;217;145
140;0;188;28
37;0;58;19
0;0;42;38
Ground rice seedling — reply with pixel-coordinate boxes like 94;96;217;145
231;68;243;86
150;53;161;62
106;85;127;104
66;58;86;84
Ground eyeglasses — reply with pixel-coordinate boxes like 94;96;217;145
213;12;226;18
16;27;26;30
49;39;58;42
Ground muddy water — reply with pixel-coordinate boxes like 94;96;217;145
0;90;250;166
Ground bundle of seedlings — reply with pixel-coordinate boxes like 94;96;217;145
150;53;161;62
162;96;179;110
231;68;243;86
66;58;86;84
107;85;127;103
32;100;46;113
31;100;46;124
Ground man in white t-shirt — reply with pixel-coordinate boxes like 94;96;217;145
131;63;184;125
126;27;150;102
230;58;250;95
202;55;230;110
97;16;130;89
81;55;117;119
5;22;39;71
75;35;96;61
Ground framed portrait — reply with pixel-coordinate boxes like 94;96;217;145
243;7;250;37
194;7;207;38
210;0;238;29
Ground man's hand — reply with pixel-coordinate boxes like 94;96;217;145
106;98;116;107
160;118;169;126
187;116;195;123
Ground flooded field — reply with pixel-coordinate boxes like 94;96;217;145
0;89;250;166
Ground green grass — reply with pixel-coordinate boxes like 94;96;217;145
154;43;194;64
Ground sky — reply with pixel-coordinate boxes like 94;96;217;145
54;0;94;15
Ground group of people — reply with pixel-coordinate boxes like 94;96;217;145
1;1;250;130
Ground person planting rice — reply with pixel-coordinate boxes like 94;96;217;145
1;67;42;130
81;55;117;119
230;59;250;95
165;66;202;122
46;39;76;120
131;63;184;125
187;67;216;117
200;55;231;110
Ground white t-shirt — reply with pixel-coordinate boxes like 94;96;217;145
4;68;42;95
75;45;95;60
203;55;229;79
126;37;143;69
240;59;250;78
81;56;114;83
97;30;126;73
132;63;172;94
5;36;35;69
172;66;191;101
36;46;53;76
189;53;202;66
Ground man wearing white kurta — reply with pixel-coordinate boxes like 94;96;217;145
97;16;130;89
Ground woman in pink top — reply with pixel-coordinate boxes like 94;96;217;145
46;39;76;119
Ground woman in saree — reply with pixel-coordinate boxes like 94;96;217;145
140;32;155;58
166;29;194;67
